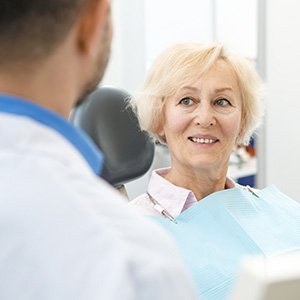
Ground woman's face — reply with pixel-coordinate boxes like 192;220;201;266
159;60;242;173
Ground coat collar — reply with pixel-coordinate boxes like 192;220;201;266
0;94;103;175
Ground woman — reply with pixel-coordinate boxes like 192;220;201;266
129;43;300;300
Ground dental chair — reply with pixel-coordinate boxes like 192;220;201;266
71;86;155;197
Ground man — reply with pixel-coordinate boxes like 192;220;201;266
0;0;196;299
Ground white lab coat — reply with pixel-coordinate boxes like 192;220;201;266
0;112;197;300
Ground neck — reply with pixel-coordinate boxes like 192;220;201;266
0;33;81;118
164;164;228;200
0;81;68;119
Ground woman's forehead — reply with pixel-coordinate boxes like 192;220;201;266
176;65;239;94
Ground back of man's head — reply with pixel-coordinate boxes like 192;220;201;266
0;0;87;67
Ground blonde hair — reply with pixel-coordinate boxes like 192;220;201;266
130;42;264;145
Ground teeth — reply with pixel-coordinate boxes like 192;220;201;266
191;137;215;144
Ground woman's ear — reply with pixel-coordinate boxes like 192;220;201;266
156;118;166;138
236;112;246;145
157;129;167;144
157;100;166;137
157;127;165;137
235;131;243;146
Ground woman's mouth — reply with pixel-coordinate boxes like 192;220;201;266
188;137;219;144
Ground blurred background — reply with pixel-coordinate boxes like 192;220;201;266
101;0;300;201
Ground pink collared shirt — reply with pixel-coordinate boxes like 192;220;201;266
129;167;238;218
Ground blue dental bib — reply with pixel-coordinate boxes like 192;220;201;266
152;186;300;300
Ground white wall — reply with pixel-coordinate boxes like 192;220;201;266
102;0;146;93
104;0;215;95
144;0;214;67
215;0;257;59
262;0;300;200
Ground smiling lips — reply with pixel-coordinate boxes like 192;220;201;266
188;136;219;144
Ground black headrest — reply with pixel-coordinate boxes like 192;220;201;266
71;86;154;187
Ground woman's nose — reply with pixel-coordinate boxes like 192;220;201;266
194;103;216;128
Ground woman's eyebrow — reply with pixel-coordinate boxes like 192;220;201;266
179;86;199;93
177;86;235;96
214;87;233;93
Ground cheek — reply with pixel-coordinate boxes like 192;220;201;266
224;113;242;141
164;109;190;137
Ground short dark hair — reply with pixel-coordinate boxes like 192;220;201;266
0;0;87;65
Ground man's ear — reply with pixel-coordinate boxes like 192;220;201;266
76;0;110;56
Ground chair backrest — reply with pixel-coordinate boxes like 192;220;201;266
71;86;154;188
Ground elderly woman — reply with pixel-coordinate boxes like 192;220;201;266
129;43;300;300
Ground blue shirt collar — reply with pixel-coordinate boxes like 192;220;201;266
0;94;103;175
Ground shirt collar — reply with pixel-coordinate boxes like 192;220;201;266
147;168;239;217
225;177;238;189
148;167;197;217
0;94;103;175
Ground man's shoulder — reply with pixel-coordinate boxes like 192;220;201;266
0;117;198;299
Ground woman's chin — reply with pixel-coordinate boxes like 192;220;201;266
186;158;223;172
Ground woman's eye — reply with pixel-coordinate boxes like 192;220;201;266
214;98;231;107
179;97;194;106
